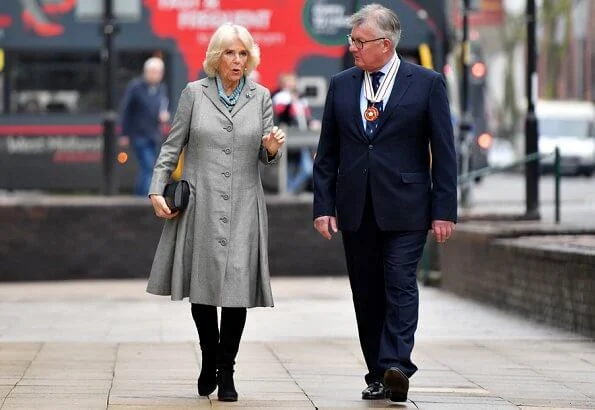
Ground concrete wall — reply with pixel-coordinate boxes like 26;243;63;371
5;196;595;339
0;196;346;281
440;222;595;338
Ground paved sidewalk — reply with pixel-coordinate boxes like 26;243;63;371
0;278;594;409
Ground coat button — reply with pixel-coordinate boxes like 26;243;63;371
224;148;231;154
368;144;373;150
220;216;228;223
222;194;230;200
223;171;231;177
220;239;227;246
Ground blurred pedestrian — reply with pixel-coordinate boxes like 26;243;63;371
120;57;170;196
313;4;457;403
272;72;319;194
146;23;285;402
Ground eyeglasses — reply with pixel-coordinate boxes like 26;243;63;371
347;34;387;49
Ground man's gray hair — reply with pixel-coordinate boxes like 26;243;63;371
144;57;164;72
349;3;401;47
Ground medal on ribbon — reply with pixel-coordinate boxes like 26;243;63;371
364;105;379;121
363;57;400;122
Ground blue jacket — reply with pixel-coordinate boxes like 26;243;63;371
313;60;458;231
120;77;167;141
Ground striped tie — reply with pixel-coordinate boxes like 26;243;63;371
365;71;384;137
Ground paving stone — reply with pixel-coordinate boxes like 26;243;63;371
0;377;23;386
23;367;114;380
412;394;514;405
415;403;517;409
512;399;595;407
0;361;31;378
16;378;112;388
2;394;107;409
10;384;110;395
0;278;593;408
108;396;206;406
108;406;210;410
0;385;13;398
519;407;595;410
313;398;416;408
0;343;40;360
410;387;489;395
210;399;314;407
233;380;303;393
571;382;595;398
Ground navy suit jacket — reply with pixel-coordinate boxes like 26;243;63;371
120;77;167;141
313;60;458;232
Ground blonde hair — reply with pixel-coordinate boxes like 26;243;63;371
203;23;260;77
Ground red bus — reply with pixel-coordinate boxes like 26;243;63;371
0;0;451;191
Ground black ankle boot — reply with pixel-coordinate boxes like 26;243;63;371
217;368;238;402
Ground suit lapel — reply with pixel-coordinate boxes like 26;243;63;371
350;69;367;140
231;80;257;117
201;78;233;122
373;60;413;137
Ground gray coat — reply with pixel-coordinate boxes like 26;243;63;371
146;77;278;308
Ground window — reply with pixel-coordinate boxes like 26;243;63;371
5;50;168;115
540;118;592;138
8;52;101;114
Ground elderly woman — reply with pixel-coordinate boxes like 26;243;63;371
146;23;285;402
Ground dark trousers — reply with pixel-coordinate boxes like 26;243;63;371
191;304;247;369
131;137;158;196
342;193;427;383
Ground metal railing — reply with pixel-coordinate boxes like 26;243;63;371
457;147;561;223
271;129;563;225
419;147;562;286
273;127;319;196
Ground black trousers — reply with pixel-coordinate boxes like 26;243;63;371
342;193;427;383
191;304;247;369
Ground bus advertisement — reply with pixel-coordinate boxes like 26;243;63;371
0;0;451;191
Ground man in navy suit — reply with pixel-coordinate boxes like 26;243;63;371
120;57;169;196
313;4;457;403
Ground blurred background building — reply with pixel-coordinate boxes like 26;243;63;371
0;0;593;193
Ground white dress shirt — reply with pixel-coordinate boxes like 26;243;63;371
359;53;400;129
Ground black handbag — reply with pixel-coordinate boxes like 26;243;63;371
163;179;190;213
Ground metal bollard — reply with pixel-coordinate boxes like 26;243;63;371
554;147;561;224
277;144;289;196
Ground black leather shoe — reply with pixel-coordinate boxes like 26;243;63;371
383;367;409;403
361;381;386;400
217;368;238;402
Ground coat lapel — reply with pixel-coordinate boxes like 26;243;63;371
201;78;233;122
350;69;367;140
231;80;257;117
373;60;413;137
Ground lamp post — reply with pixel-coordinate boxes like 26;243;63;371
525;0;540;219
101;0;118;195
459;0;473;208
